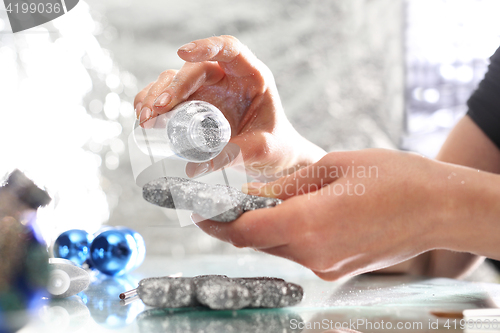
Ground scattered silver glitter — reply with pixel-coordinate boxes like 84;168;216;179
194;275;251;310
135;275;304;310
142;177;282;222
137;277;198;308
240;277;304;308
141;177;189;209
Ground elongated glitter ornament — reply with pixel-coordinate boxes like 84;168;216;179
142;177;281;222
194;275;251;310
137;277;198;308
128;275;303;310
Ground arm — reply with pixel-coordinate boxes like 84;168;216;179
191;39;500;279
380;45;500;277
197;147;500;281
437;115;500;174
396;115;500;278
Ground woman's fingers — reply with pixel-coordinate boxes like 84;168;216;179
158;61;225;112
134;82;154;119
311;270;346;281
137;61;225;129
178;35;263;78
136;35;269;129
242;153;347;199
195;198;302;249
178;35;243;63
138;69;177;126
185;143;242;178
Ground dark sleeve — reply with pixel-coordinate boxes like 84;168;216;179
467;46;500;149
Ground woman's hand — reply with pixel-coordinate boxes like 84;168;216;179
196;148;500;280
134;35;325;179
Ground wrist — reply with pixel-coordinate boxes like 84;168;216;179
435;162;500;259
260;130;326;181
289;134;327;170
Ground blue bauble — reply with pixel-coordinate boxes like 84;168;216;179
89;228;145;276
54;229;93;266
115;227;146;271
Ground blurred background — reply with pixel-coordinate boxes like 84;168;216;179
0;0;499;258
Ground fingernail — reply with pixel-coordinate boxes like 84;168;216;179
139;106;152;125
241;182;266;195
135;102;143;119
179;42;196;52
192;162;211;177
190;213;205;224
154;92;171;107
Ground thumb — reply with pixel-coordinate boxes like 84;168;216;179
242;154;342;200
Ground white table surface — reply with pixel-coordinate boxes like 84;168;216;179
17;254;500;333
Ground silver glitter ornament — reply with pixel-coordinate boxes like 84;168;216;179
133;275;303;310
143;177;282;222
137;277;198;308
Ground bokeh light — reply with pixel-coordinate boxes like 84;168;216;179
0;1;136;244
